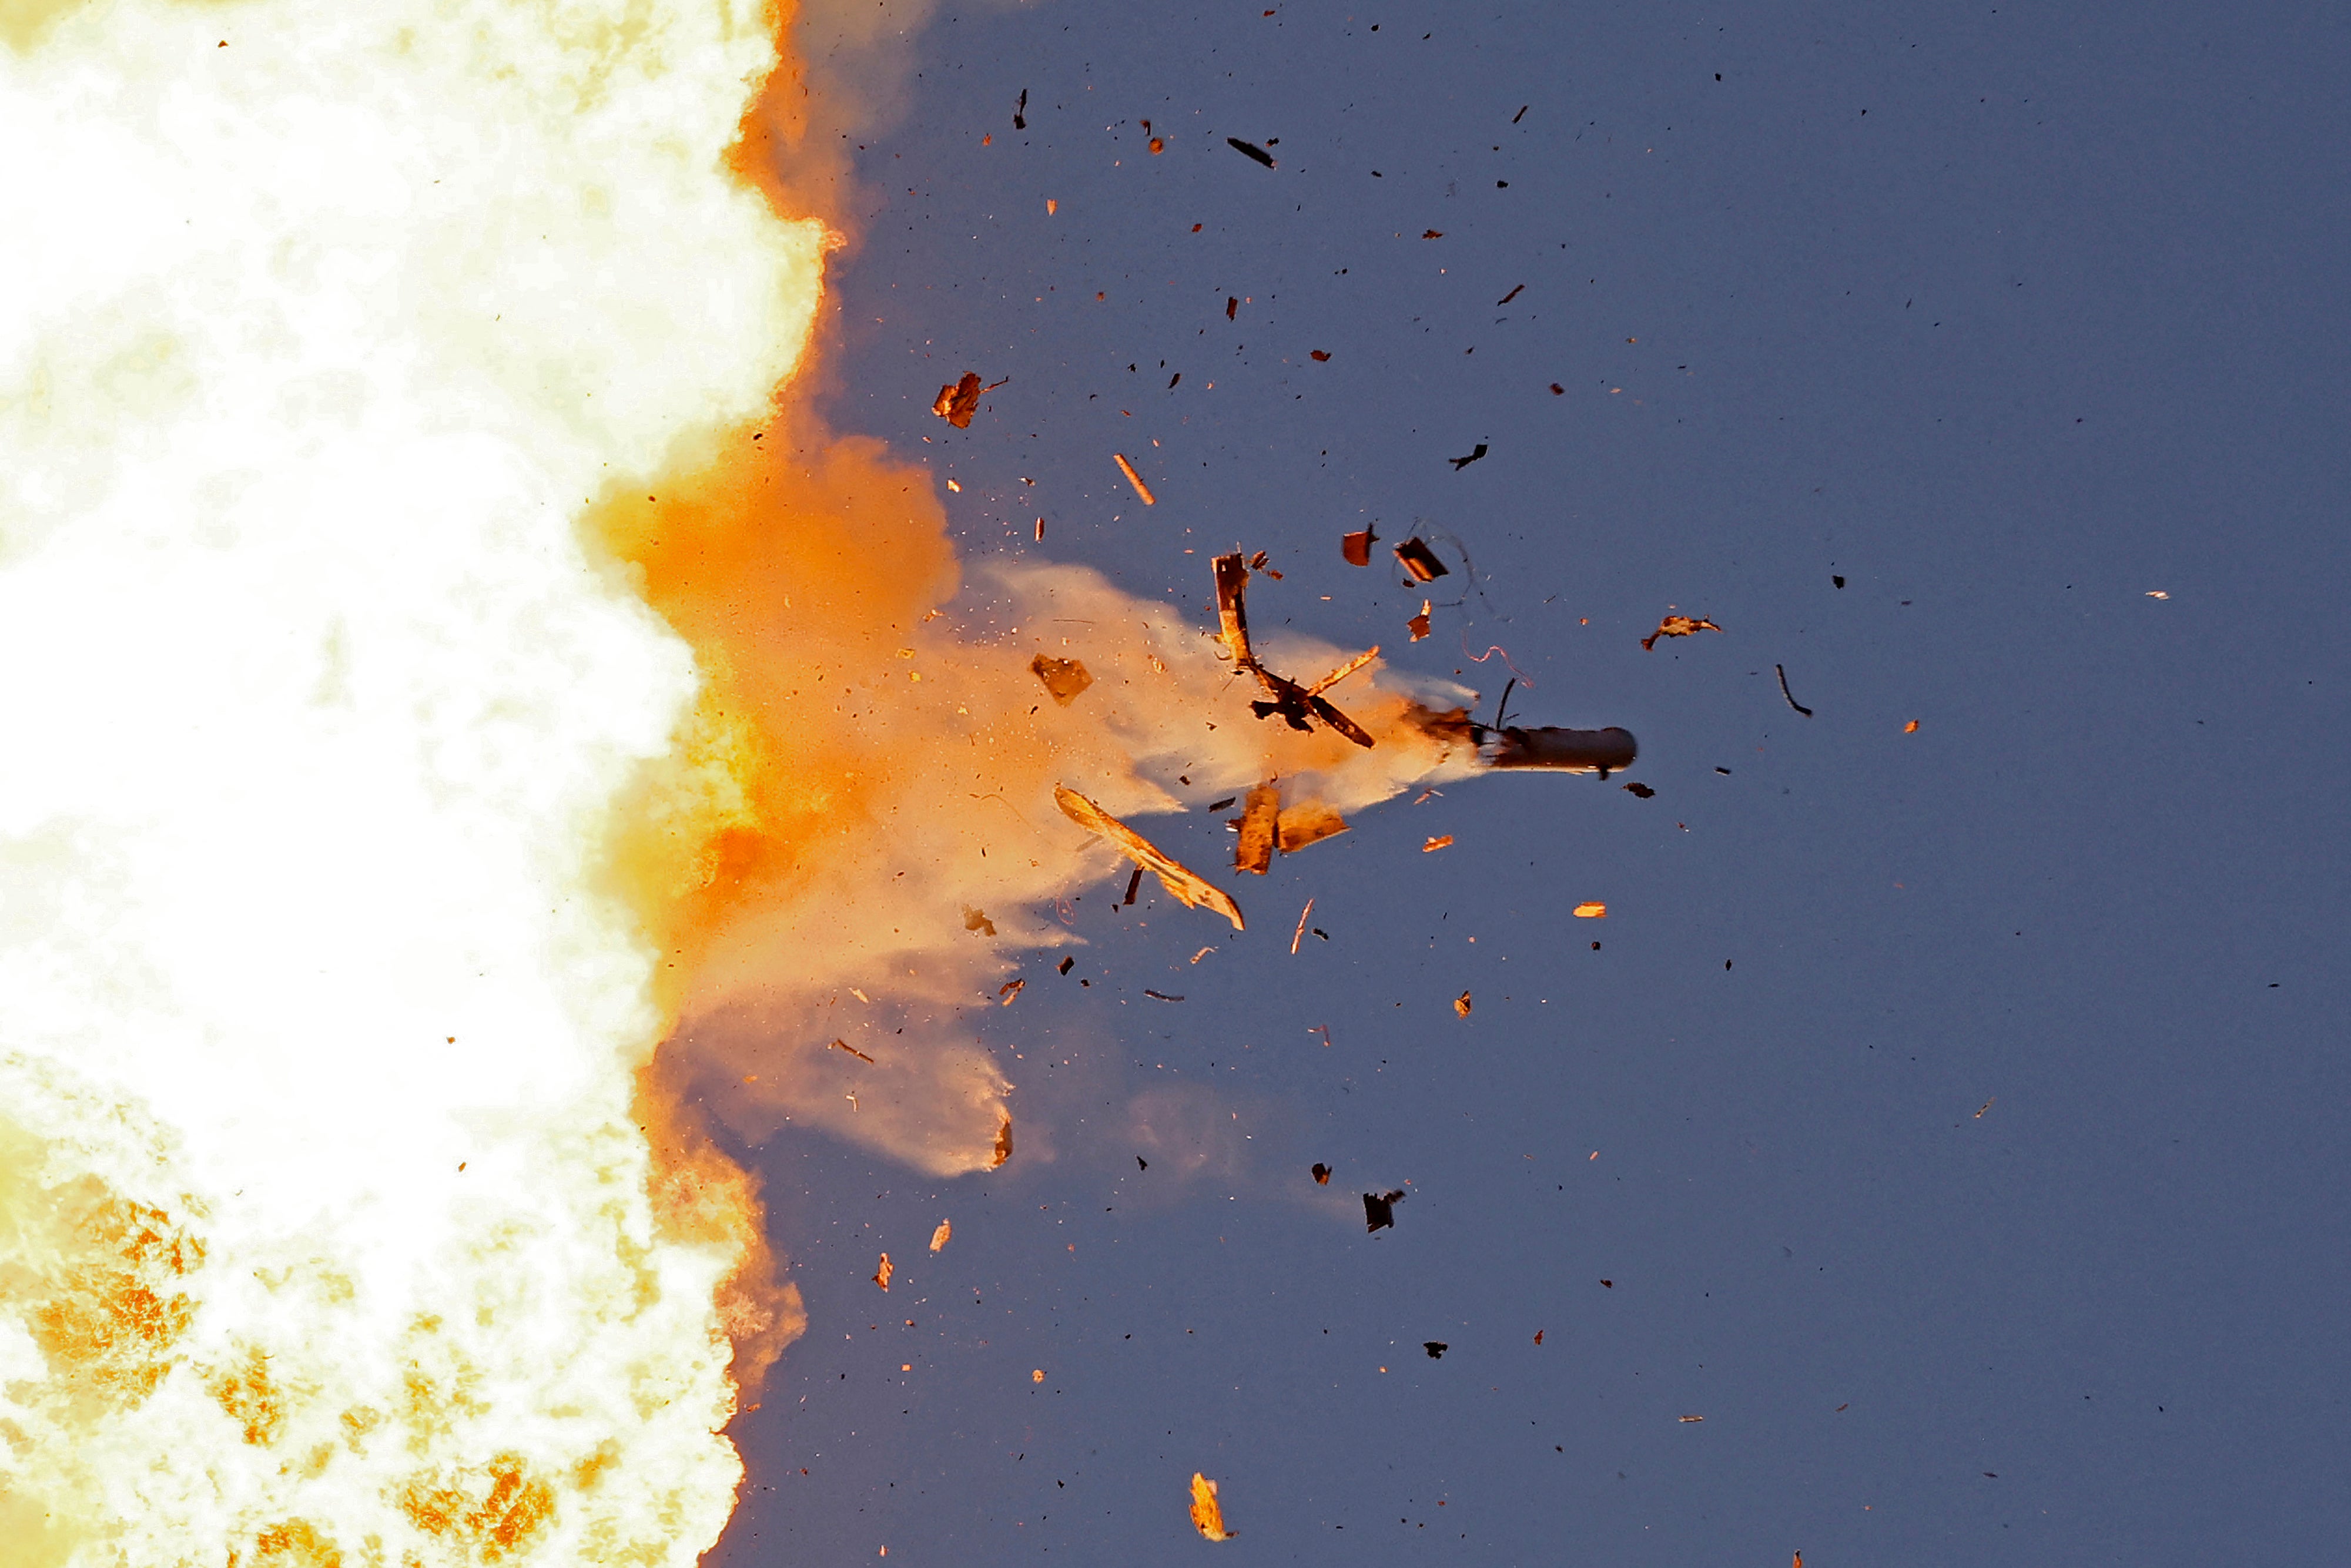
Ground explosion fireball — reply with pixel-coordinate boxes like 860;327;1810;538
0;1;1592;1560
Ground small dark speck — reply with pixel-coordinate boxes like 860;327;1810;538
1714;766;1731;775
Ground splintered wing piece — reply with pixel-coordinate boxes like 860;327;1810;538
1029;653;1094;705
1190;1473;1233;1540
1305;646;1378;696
1234;782;1280;875
1211;552;1260;674
1276;801;1349;854
1302;689;1375;748
1054;785;1245;930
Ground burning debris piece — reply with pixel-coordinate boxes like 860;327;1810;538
1422;835;1454;853
992;1115;1015;1169
930;1219;953;1253
1276;801;1348;853
1112;451;1157;504
932;372;982;427
1312;1162;1332;1185
1394;537;1450;581
1234;782;1280;875
1408;601;1433;641
963;906;997;936
1054;785;1244;930
1029;652;1094;705
1190;1473;1235;1540
1341;525;1378;565
997;979;1026;1005
872;1253;893;1291
1211;552;1374;746
829;1038;876;1064
1573;902;1607;919
1364;1189;1406;1231
1642;614;1722;650
1454;990;1473;1017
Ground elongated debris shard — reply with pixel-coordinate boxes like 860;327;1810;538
1054;785;1244;930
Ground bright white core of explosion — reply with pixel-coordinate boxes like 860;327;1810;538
0;1;822;1560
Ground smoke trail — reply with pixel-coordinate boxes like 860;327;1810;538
594;410;1483;1176
0;1;821;1561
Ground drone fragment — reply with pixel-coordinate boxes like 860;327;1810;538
872;1254;893;1291
1276;802;1349;853
1190;1473;1235;1540
1226;135;1276;167
1424;1342;1448;1359
1030;653;1094;705
1111;452;1156;505
932;371;982;427
829;1038;876;1064
1454;990;1472;1017
1364;1189;1406;1231
1641;614;1722;650
1054;785;1244;930
929;1220;952;1253
1312;1162;1332;1185
1393;537;1451;581
1341;526;1378;566
997;979;1025;1006
1234;782;1280;874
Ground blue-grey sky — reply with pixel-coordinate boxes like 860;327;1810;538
711;3;2350;1560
